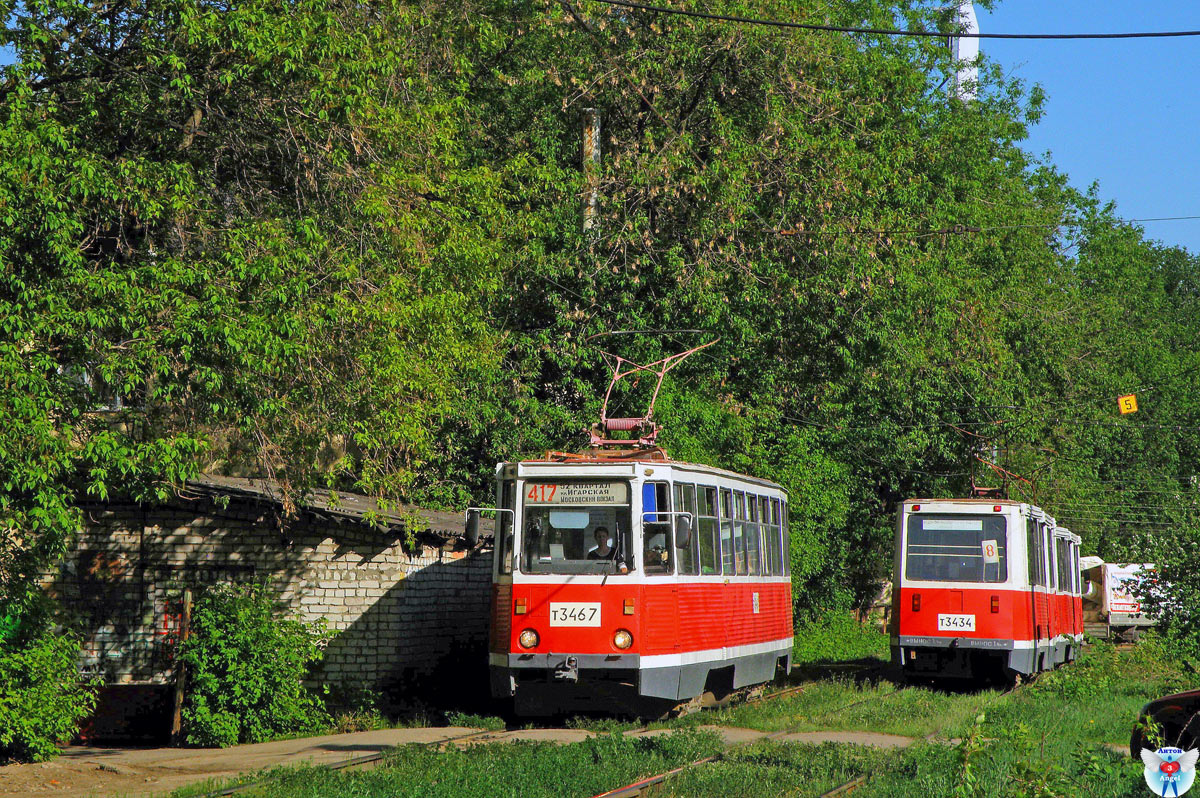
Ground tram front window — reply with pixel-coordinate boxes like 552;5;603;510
905;514;1008;583
520;481;634;574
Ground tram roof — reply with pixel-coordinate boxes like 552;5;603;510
500;450;786;493
904;498;1030;506
903;497;1074;528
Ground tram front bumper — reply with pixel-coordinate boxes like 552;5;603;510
488;652;641;697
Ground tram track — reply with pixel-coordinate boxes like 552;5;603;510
191;679;813;798
193;728;499;798
588;682;914;798
811;677;1033;798
593;675;1031;798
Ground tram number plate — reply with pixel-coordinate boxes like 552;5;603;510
937;614;976;632
549;602;602;627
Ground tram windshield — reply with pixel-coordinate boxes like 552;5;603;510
520;481;634;574
905;514;1008;583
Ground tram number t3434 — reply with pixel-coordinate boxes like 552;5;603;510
891;499;1083;683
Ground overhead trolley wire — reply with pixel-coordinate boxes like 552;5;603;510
770;215;1200;239
583;0;1200;40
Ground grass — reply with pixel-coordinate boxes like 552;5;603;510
656;638;1176;797
792;611;891;666
442;711;506;731
170;729;724;798
661;741;887;797
168;638;1189;798
662;677;1005;740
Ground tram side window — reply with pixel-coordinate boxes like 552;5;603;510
782;501;790;576
1025;519;1043;587
497;480;514;575
745;493;761;576
698;486;720;575
1051;532;1060;588
643;482;673;575
1056;538;1069;592
673;483;700;576
1072;545;1081;594
761;497;778;575
767;498;781;576
732;491;748;575
719;488;735;575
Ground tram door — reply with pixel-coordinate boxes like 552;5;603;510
1027;518;1048;670
642;482;680;655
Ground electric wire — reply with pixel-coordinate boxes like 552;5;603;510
583;0;1200;40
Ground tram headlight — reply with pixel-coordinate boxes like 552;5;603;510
519;628;540;649
613;629;633;650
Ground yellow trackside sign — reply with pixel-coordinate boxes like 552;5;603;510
1118;394;1138;414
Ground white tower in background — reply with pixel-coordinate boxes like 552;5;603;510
950;1;979;101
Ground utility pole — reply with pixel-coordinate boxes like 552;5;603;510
949;1;979;102
582;107;601;234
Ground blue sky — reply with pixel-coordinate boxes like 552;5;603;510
977;1;1200;254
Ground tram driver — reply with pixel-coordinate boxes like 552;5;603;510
586;527;615;560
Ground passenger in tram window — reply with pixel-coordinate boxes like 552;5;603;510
643;527;672;573
586;527;615;560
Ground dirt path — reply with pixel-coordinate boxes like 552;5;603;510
0;727;483;798
0;725;922;798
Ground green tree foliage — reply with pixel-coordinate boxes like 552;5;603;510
0;0;503;609
178;583;330;747
0;602;97;762
5;0;1200;638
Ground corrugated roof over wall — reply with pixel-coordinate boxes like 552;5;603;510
181;474;494;545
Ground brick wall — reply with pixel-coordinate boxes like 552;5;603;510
46;495;494;703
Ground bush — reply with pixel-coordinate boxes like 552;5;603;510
792;610;890;665
179;582;331;747
0;608;97;763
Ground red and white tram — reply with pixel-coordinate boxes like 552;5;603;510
474;449;793;715
891;499;1083;682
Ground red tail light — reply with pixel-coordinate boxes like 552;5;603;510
993;505;1002;512
990;595;999;613
912;593;921;612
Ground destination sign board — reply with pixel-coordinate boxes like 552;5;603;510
525;482;629;505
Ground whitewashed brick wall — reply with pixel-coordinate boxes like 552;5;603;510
47;496;493;699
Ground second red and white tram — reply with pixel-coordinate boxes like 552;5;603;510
476;450;793;715
891;499;1083;682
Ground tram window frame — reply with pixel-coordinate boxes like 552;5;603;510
673;482;700;576
782;501;790;577
1025;519;1043;587
497;480;515;575
1042;526;1051;586
768;498;782;576
719;488;735;575
745;493;761;576
905;514;1009;583
519;482;634;575
732;490;749;576
1046;530;1058;591
1055;538;1069;592
643;481;674;576
698;486;720;575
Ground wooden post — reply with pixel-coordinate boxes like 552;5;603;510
169;589;193;745
582;107;600;234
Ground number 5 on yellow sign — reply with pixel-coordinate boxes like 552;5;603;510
1118;394;1138;414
